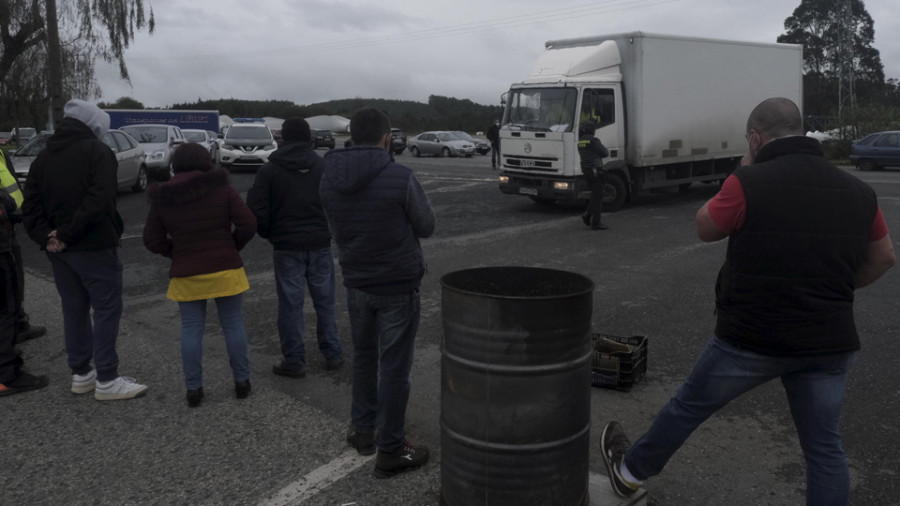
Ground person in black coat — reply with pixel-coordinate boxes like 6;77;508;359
22;99;147;401
487;119;501;169
578;122;609;230
247;117;343;378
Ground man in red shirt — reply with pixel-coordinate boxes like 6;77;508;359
601;97;895;505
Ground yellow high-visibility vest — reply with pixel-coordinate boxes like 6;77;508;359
0;154;23;209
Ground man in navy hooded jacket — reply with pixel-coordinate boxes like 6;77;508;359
320;107;435;479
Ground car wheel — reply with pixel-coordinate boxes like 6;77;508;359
858;159;878;172
602;173;628;212
442;147;451;157
411;146;421;157
132;165;148;193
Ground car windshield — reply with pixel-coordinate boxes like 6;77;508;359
226;126;271;140
453;132;474;141
14;133;50;155
121;126;168;143
503;87;577;132
183;131;207;142
437;132;460;142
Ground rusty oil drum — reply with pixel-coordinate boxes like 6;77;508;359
440;266;594;506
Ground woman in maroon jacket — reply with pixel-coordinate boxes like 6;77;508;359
143;143;256;407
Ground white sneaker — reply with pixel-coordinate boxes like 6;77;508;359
71;369;97;394
94;376;148;401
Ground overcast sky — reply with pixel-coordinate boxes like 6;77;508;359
94;0;900;109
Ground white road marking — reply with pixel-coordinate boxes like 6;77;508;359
259;450;374;506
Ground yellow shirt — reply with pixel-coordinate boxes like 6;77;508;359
167;267;250;302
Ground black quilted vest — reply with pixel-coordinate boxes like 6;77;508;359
715;136;877;356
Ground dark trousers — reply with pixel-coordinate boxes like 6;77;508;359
491;143;501;167
0;251;22;383
584;175;604;227
12;237;29;331
47;248;123;382
347;287;420;452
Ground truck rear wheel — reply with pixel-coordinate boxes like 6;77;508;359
602;174;627;212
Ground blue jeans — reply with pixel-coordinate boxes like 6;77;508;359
624;337;857;506
178;294;250;390
273;249;340;369
347;287;420;452
47;248;122;382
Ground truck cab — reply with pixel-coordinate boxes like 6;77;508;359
499;82;628;209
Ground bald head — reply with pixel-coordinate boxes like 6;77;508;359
746;97;803;140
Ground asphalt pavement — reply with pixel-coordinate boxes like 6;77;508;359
3;153;898;505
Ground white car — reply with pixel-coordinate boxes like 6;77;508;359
182;129;218;162
407;131;476;158
119;124;186;180
218;120;277;170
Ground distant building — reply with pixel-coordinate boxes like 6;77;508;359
219;114;351;135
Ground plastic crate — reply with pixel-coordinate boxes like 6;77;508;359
590;334;648;391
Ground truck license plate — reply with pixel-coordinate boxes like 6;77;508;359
519;187;538;196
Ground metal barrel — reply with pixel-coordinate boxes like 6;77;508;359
440;266;594;506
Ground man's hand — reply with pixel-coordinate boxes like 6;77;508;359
740;151;754;167
47;230;67;253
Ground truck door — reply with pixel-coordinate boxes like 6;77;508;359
578;87;622;162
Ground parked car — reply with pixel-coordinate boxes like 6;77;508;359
311;129;335;149
0;132;11;145
182;128;218;162
390;128;407;155
452;131;491;155
218;119;277;170
10;130;147;192
101;129;149;192
850;130;900;171
11;127;36;144
119;124;185;180
8;132;51;180
407;131;476;158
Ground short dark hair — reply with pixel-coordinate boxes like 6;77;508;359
281;117;311;143
746;97;803;138
350;107;391;146
172;142;214;173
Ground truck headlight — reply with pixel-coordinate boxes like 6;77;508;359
553;182;571;191
499;176;509;184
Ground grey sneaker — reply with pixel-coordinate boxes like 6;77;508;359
374;440;429;478
71;369;97;394
601;421;640;498
94;376;148;401
346;426;375;456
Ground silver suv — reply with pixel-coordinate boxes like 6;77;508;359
218;120;277;169
119;124;185;180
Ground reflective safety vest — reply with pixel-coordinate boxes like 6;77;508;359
0;154;23;209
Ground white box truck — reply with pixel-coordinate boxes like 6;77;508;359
497;32;803;210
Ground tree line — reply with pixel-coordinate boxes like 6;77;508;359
2;0;898;142
165;96;504;135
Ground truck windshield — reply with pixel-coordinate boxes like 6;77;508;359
503;88;577;132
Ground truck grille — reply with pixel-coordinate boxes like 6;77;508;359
506;157;556;171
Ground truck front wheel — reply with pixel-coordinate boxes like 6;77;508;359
602;174;627;212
